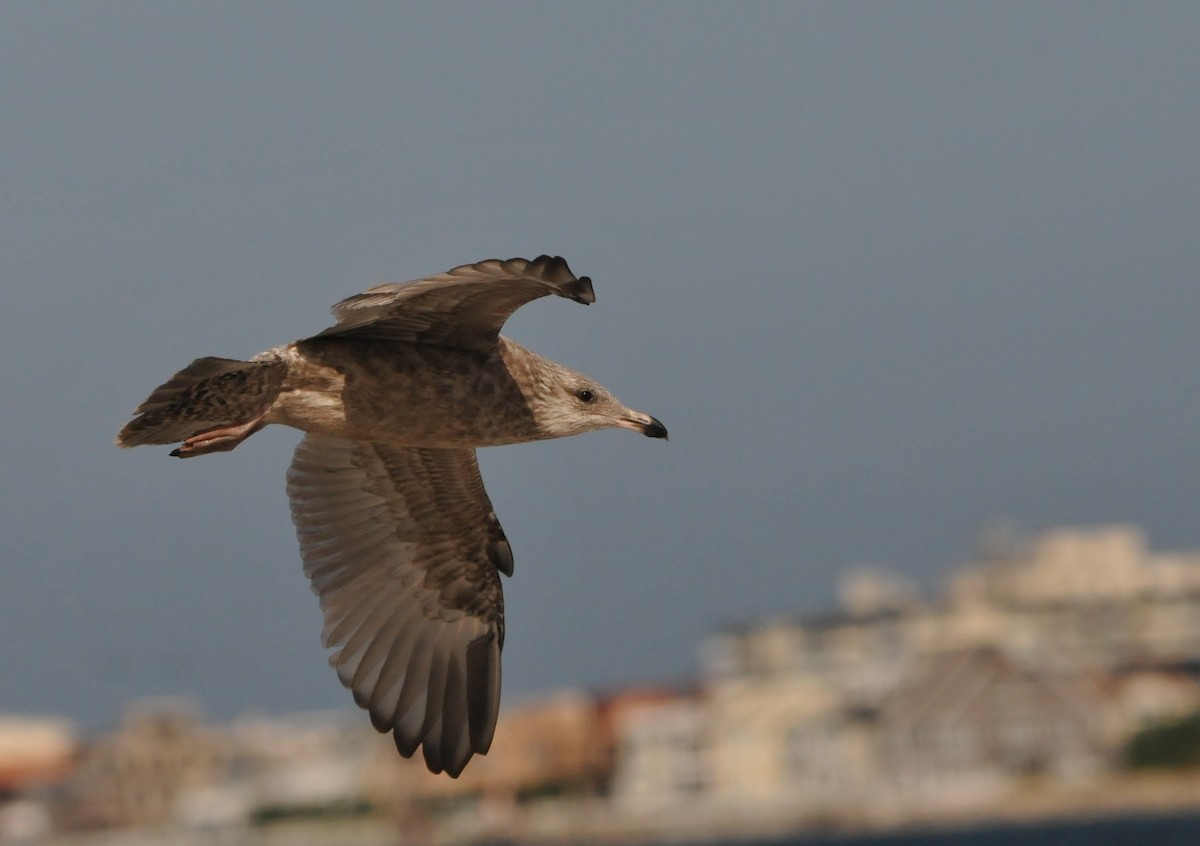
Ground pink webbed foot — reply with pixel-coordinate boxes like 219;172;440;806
170;417;266;458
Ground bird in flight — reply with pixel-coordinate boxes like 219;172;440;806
117;256;667;776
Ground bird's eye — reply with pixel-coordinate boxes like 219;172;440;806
578;389;595;403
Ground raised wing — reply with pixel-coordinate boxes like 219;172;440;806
286;435;513;777
313;255;595;350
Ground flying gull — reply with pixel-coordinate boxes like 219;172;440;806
116;256;667;776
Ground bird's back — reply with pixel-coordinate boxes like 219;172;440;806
264;336;548;448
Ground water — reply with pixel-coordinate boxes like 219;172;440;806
762;811;1200;846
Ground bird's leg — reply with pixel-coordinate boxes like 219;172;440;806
170;416;267;458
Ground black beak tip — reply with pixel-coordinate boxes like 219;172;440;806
643;416;669;440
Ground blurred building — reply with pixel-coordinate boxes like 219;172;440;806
948;525;1200;671
0;715;76;842
65;700;231;830
610;692;709;811
61;702;388;834
366;687;685;843
380;691;606;804
874;648;1105;803
609;525;1200;830
702;526;1200;693
0;715;75;794
215;710;381;826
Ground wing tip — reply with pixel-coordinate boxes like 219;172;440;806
568;275;596;305
391;728;473;779
523;255;595;305
393;728;423;759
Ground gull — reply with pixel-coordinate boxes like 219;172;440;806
117;256;667;776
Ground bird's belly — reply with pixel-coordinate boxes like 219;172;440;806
268;388;350;437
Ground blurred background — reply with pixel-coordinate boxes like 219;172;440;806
2;2;1199;844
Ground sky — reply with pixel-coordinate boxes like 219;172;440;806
2;2;1198;728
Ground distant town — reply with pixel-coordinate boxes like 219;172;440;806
5;523;1200;845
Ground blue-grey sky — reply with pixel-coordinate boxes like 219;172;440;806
3;3;1198;726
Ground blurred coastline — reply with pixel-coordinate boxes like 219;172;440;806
6;523;1200;845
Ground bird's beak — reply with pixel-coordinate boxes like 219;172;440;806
617;410;669;440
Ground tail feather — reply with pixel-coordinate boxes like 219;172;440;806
116;356;285;449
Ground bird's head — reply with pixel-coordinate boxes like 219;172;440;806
534;363;668;442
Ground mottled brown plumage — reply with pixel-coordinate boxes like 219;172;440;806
117;256;666;776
